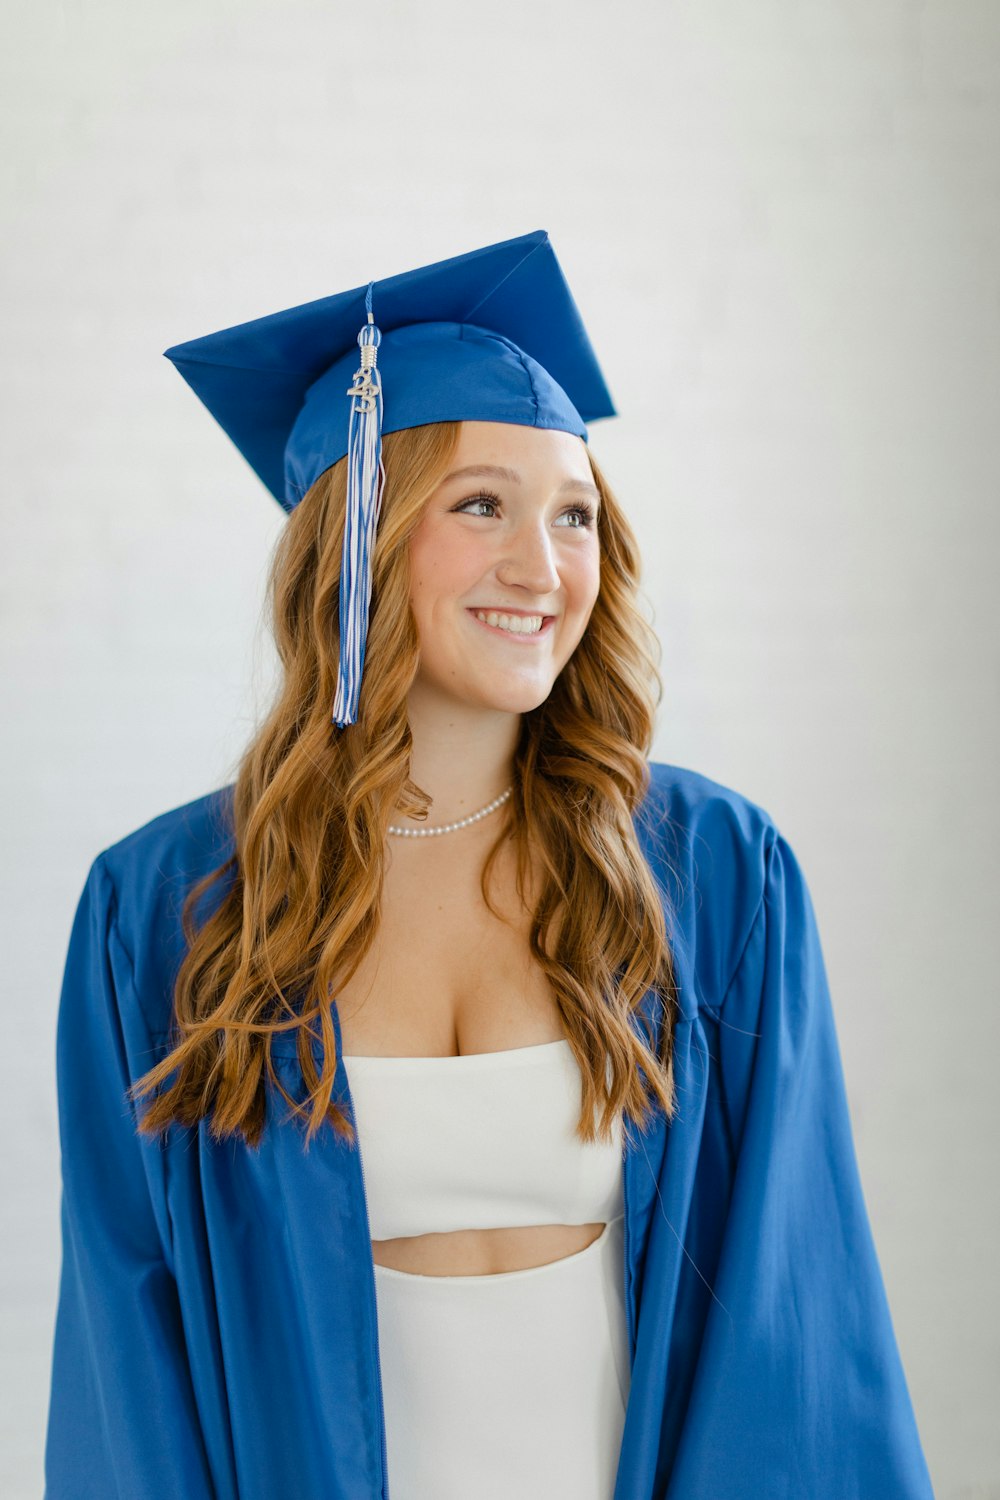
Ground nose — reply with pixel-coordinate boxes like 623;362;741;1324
494;517;561;596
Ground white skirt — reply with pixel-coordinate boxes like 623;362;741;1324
371;1213;630;1500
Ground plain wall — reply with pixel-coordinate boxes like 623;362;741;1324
2;2;997;1495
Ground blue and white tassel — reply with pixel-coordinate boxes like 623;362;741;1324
332;282;386;727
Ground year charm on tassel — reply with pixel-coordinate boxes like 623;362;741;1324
346;364;379;413
332;283;386;728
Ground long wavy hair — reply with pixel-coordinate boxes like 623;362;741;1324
130;419;680;1150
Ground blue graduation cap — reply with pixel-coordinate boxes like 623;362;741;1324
163;229;616;727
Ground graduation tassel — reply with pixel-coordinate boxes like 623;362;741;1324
332;283;386;727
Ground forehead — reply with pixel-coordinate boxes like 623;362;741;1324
448;420;592;478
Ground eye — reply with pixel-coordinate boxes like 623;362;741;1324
453;491;597;530
558;502;597;530
454;488;503;518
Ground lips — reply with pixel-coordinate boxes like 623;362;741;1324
466;608;556;641
469;608;553;618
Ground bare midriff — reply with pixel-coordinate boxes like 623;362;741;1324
371;1220;607;1276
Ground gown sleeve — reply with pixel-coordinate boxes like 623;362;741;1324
44;855;216;1499
671;828;935;1497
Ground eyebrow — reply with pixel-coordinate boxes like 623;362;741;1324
442;462;601;504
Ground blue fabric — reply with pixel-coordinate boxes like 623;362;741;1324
44;763;935;1498
162;229;615;514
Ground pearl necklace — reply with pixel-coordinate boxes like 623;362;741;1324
387;785;513;838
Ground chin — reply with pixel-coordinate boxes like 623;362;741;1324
443;677;557;715
481;690;553;715
412;656;564;715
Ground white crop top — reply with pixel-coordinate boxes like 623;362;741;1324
341;1038;624;1241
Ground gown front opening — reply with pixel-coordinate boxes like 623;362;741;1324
342;1037;630;1500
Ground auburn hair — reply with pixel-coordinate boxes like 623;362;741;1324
130;419;680;1150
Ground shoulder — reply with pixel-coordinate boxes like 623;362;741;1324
635;760;782;1017
95;783;236;908
91;784;237;1039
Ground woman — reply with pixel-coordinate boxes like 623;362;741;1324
44;231;934;1498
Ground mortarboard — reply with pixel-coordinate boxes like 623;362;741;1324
163;229;616;726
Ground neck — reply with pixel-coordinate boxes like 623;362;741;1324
399;688;521;826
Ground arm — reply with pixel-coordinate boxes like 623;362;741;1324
44;855;216;1499
672;830;935;1496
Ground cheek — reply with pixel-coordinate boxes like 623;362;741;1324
407;531;446;615
409;523;490;604
566;547;601;611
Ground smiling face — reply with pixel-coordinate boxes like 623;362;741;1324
406;420;602;717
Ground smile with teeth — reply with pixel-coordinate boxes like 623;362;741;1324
472;610;548;636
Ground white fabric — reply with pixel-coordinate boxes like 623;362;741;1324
342;1038;624;1239
373;1214;629;1500
342;1039;630;1498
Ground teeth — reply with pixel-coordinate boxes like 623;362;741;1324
474;611;544;635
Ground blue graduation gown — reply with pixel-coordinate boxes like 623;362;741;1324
44;761;935;1498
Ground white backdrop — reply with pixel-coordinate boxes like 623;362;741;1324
2;2;998;1495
